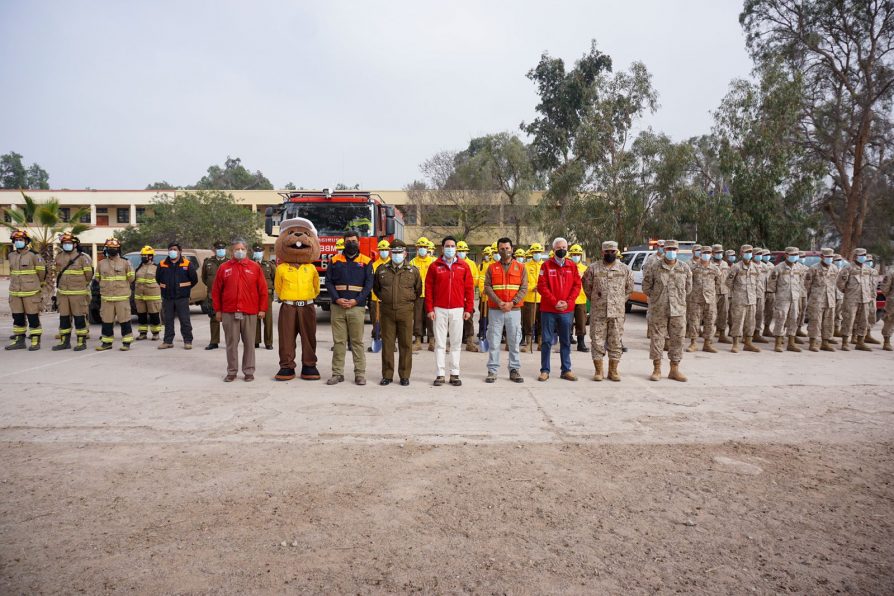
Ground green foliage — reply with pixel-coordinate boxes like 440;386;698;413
145;181;178;190
1;152;50;189
193;157;273;190
114;190;261;252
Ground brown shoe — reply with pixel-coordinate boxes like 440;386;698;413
787;336;802;352
537;371;549;382
509;369;524;383
428;341;435;352
883;337;892;351
560;371;578;382
820;340;836;352
157;343;174;350
649;360;661;382
702;339;718;353
592;359;604;381
607;359;621;382
864;333;880;345
465;340;479;353
743;338;760;353
413;338;421;352
433;376;446;386
752;332;768;344
326;375;344;385
808;339;820;352
668;362;687;382
449;375;462;386
685;339;698;353
224;374;236;382
244;374;254;382
840;336;851;351
355;376;367;386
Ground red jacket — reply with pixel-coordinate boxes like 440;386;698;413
211;258;269;315
424;257;475;313
536;257;582;313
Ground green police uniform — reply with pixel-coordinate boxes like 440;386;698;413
254;246;276;349
202;242;228;348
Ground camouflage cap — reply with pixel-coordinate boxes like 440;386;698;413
740;244;753;253
833;253;842;260
799;251;806;257
664;239;679;249
655;239;666;247
853;247;867;256
601;240;618;251
711;244;723;252
692;244;702;252
785;246;799;255
821;247;834;257
724;249;736;257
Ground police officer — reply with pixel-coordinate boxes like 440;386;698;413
373;240;422;385
726;244;761;353
202;241;228;350
643;240;691;382
581;240;633;381
768;246;806;352
368;239;391;352
95;238;135;351
569;244;589;352
6;230;46;351
52;232;93;351
133;246;161;341
837;248;876;351
252;243;276;350
805;248;839;352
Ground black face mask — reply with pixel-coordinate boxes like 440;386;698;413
106;249;119;257
554;249;567;259
343;241;359;256
603;253;617;263
141;256;151;264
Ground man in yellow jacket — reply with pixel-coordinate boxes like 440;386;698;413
368;239;390;351
522;242;545;352
456;240;481;352
570;244;589;352
410;237;435;351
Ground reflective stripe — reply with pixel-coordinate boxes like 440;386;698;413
100;275;129;281
62;269;87;275
28;328;43;336
57;289;90;296
491;284;521;291
102;296;131;302
135;295;162;301
35;266;45;271
12;326;26;333
10;269;37;275
335;284;364;292
10;290;40;297
135;278;156;283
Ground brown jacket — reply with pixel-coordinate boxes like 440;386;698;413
9;250;46;298
373;260;422;312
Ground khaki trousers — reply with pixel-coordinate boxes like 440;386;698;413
222;313;257;376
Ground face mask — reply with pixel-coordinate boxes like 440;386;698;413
417;247;428;258
168;250;179;260
106;249;119;257
822;257;833;266
252;251;264;261
700;252;711;262
665;250;677;261
62;243;74;252
867;261;874;268
657;248;665;256
457;251;466;260
799;258;806;264
855;255;866;264
344;241;359;256
233;249;247;260
516;257;526;264
743;252;752;261
443;247;456;259
713;253;722;260
763;255;771;262
13;240;25;250
141;256;152;264
787;255;798;263
604;253;617;263
728;256;736;263
834;260;843;268
391;253;405;265
693;251;701;259
554;249;567;259
380;250;390;260
215;249;226;258
571;255;581;264
532;253;542;262
498;249;513;261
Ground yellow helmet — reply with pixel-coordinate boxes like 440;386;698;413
456;240;470;251
415;236;430;247
482;246;494;255
426;240;435;250
140;245;155;256
490;241;498;252
514;248;526;257
548;249;555;258
525;249;533;258
335;238;345;249
377;239;391;250
529;242;544;253
569;244;584;255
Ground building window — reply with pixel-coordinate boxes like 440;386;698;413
136;207;146;223
117;208;130;224
79;211;91;224
59;207;70;222
402;205;417;226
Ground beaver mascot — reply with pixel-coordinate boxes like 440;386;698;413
273;217;321;381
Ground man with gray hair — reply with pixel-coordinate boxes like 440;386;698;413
536;237;582;382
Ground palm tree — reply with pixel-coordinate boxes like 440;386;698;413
2;191;92;310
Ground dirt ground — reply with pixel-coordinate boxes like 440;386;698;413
0;282;892;593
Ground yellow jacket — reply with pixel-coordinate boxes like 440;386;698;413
370;258;389;301
409;255;434;297
575;261;588;305
275;263;320;302
463;257;481;296
524;260;543;303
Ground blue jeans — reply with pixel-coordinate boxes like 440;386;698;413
487;308;522;374
540;311;573;374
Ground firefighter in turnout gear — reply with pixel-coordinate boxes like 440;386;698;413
133;246;161;341
6;230;46;351
457;240;481;352
202;241;228;350
95;238;135;351
522;242;545;352
569;244;589;352
52;232;93;351
368;239;391;352
253;243;276;350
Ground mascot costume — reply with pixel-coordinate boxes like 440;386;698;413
273;217;321;381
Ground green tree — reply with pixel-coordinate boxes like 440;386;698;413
741;0;894;256
1;152;50;189
1;192;91;309
193;157;273;190
145;181;178;190
114;190;262;252
334;183;360;190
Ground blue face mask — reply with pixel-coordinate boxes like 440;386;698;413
571;255;581;264
700;252;711;262
665;250;677;261
442;247;456;259
763;255;771;262
822;257;833;266
713;253;722;260
693;251;701;259
62;243;74;252
835;260;844;268
728;256;736;263
380;250;390;260
215;249;226;258
168;250;179;260
743;252;752;261
516;257;526;264
532;253;542;262
867;261;874;268
13;240;26;250
391;252;405;265
456;251;466;260
787;255;798;263
417;247;428;258
252;251;263;261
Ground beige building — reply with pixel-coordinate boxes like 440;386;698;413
0;188;547;274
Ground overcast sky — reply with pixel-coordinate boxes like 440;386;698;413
1;0;753;190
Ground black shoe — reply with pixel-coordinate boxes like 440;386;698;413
274;368;296;381
205;343;218;350
265;344;273;350
449;375;462;386
399;379;410;386
379;378;392;386
254;343;260;349
576;337;588;352
485;372;497;383
433;376;445;386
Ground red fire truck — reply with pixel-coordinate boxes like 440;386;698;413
264;189;405;309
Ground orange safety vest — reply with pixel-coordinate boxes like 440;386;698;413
486;260;525;309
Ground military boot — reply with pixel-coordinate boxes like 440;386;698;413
592;359;604;382
786;336;802;352
855;336;872;351
883;337;892;351
718;333;731;344
864;332;880;345
820;339;836;352
607;359;621;382
686;338;698;353
412;337;421;352
834;327;843;338
576;336;588;352
52;335;71;351
796;328;807;338
752;332;768;344
794;335;805;345
839;336;851;351
668;362;687;382
649;360;662;382
28;335;41;351
730;337;741;353
73;335;88;352
774;336;785;352
5;335;25;351
762;325;773;338
702;339;718;353
808;338;820;352
744;337;760;352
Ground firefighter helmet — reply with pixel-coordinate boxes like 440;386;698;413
490;241;498;252
335;238;345;249
569;244;584;255
59;231;78;245
415;236;430;247
482;245;494;255
104;238;121;249
377;239;391;250
10;229;30;243
529;242;544;253
456;240;470;251
140;245;155;256
514;248;526;257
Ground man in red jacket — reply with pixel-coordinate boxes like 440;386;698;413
211;238;269;382
537;237;582;381
425;236;475;386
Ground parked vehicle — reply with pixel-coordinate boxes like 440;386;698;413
621;248;693;312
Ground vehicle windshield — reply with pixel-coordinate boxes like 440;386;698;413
126;253;164;270
285;203;375;237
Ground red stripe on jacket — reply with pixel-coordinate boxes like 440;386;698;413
424;258;475;313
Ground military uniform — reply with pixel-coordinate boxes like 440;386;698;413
762;251;777;337
373;253;422;383
837;249;876;350
805;249;839;351
752;250;770;343
879;272;893;350
254;249;276;349
53;245;93;350
6;240;46;351
95;250;135;350
711;246;731;343
864;258;881;343
202;245;228;348
833;255;845;337
726;247;762;352
768;248;806;352
581;241;633;381
686;258;721;352
133;257;161;340
642;242;691;382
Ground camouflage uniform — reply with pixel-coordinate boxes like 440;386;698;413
725;247;761;350
711;246;731;343
753;250;770;342
643;245;691;381
804;250;838;350
581;248;633;363
879;272;893;350
837;249;876;350
202;245;228;348
763;251;777;337
768;251;806;342
686;259;720;348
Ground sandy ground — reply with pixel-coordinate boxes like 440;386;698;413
0;277;892;594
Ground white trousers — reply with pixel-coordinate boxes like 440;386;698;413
434;307;464;377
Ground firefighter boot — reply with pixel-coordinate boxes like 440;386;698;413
52;335;71;351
